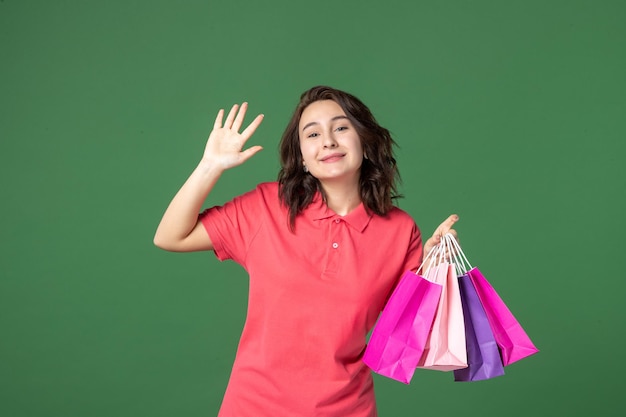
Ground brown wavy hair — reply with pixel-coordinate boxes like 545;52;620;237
278;86;402;230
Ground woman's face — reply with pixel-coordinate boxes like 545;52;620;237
298;100;364;187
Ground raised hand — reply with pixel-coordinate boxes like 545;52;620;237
202;102;264;170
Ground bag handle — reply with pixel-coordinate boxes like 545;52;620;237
416;233;455;277
444;233;472;273
444;233;464;276
415;244;438;275
416;232;471;277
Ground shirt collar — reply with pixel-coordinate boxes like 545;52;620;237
303;192;372;233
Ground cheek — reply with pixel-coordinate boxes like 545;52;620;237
352;135;364;154
299;142;314;160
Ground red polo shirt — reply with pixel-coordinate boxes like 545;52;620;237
200;182;422;417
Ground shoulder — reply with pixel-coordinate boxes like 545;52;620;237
373;206;422;240
232;182;278;202
255;181;279;195
252;182;281;205
383;206;418;226
205;182;280;214
242;182;284;213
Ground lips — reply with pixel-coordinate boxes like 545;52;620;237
320;153;346;162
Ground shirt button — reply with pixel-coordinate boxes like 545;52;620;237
332;242;339;249
334;218;340;223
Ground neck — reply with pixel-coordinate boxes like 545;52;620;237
320;180;361;216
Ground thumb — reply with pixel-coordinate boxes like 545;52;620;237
435;214;459;237
239;145;263;163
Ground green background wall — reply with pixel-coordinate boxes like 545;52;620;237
1;0;624;416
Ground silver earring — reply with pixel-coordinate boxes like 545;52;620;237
303;165;308;173
364;153;369;160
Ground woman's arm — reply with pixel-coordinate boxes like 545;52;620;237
153;103;264;252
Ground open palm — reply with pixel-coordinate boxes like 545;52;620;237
203;102;264;170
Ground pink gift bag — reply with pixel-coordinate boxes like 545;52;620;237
467;267;539;365
417;262;468;371
363;269;442;384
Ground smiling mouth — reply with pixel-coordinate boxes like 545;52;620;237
320;153;346;162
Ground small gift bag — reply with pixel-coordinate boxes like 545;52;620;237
417;237;468;371
363;247;443;384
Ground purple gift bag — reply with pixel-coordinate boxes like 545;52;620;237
363;270;442;384
454;274;505;381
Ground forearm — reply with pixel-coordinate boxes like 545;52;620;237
154;102;263;251
153;161;223;249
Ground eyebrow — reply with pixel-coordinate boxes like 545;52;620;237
301;115;350;132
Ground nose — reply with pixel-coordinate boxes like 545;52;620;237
323;131;338;148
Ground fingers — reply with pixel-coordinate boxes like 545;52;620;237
422;215;461;270
213;109;224;130
215;103;260;134
435;214;459;235
430;214;459;245
231;102;248;132
223;104;239;129
239;145;264;162
439;214;459;232
241;114;264;139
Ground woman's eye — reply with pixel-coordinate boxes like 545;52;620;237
336;126;348;132
307;132;319;138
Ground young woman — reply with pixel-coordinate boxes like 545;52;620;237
154;86;458;416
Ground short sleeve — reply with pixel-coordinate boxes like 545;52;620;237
380;220;423;308
403;222;423;274
199;185;266;266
